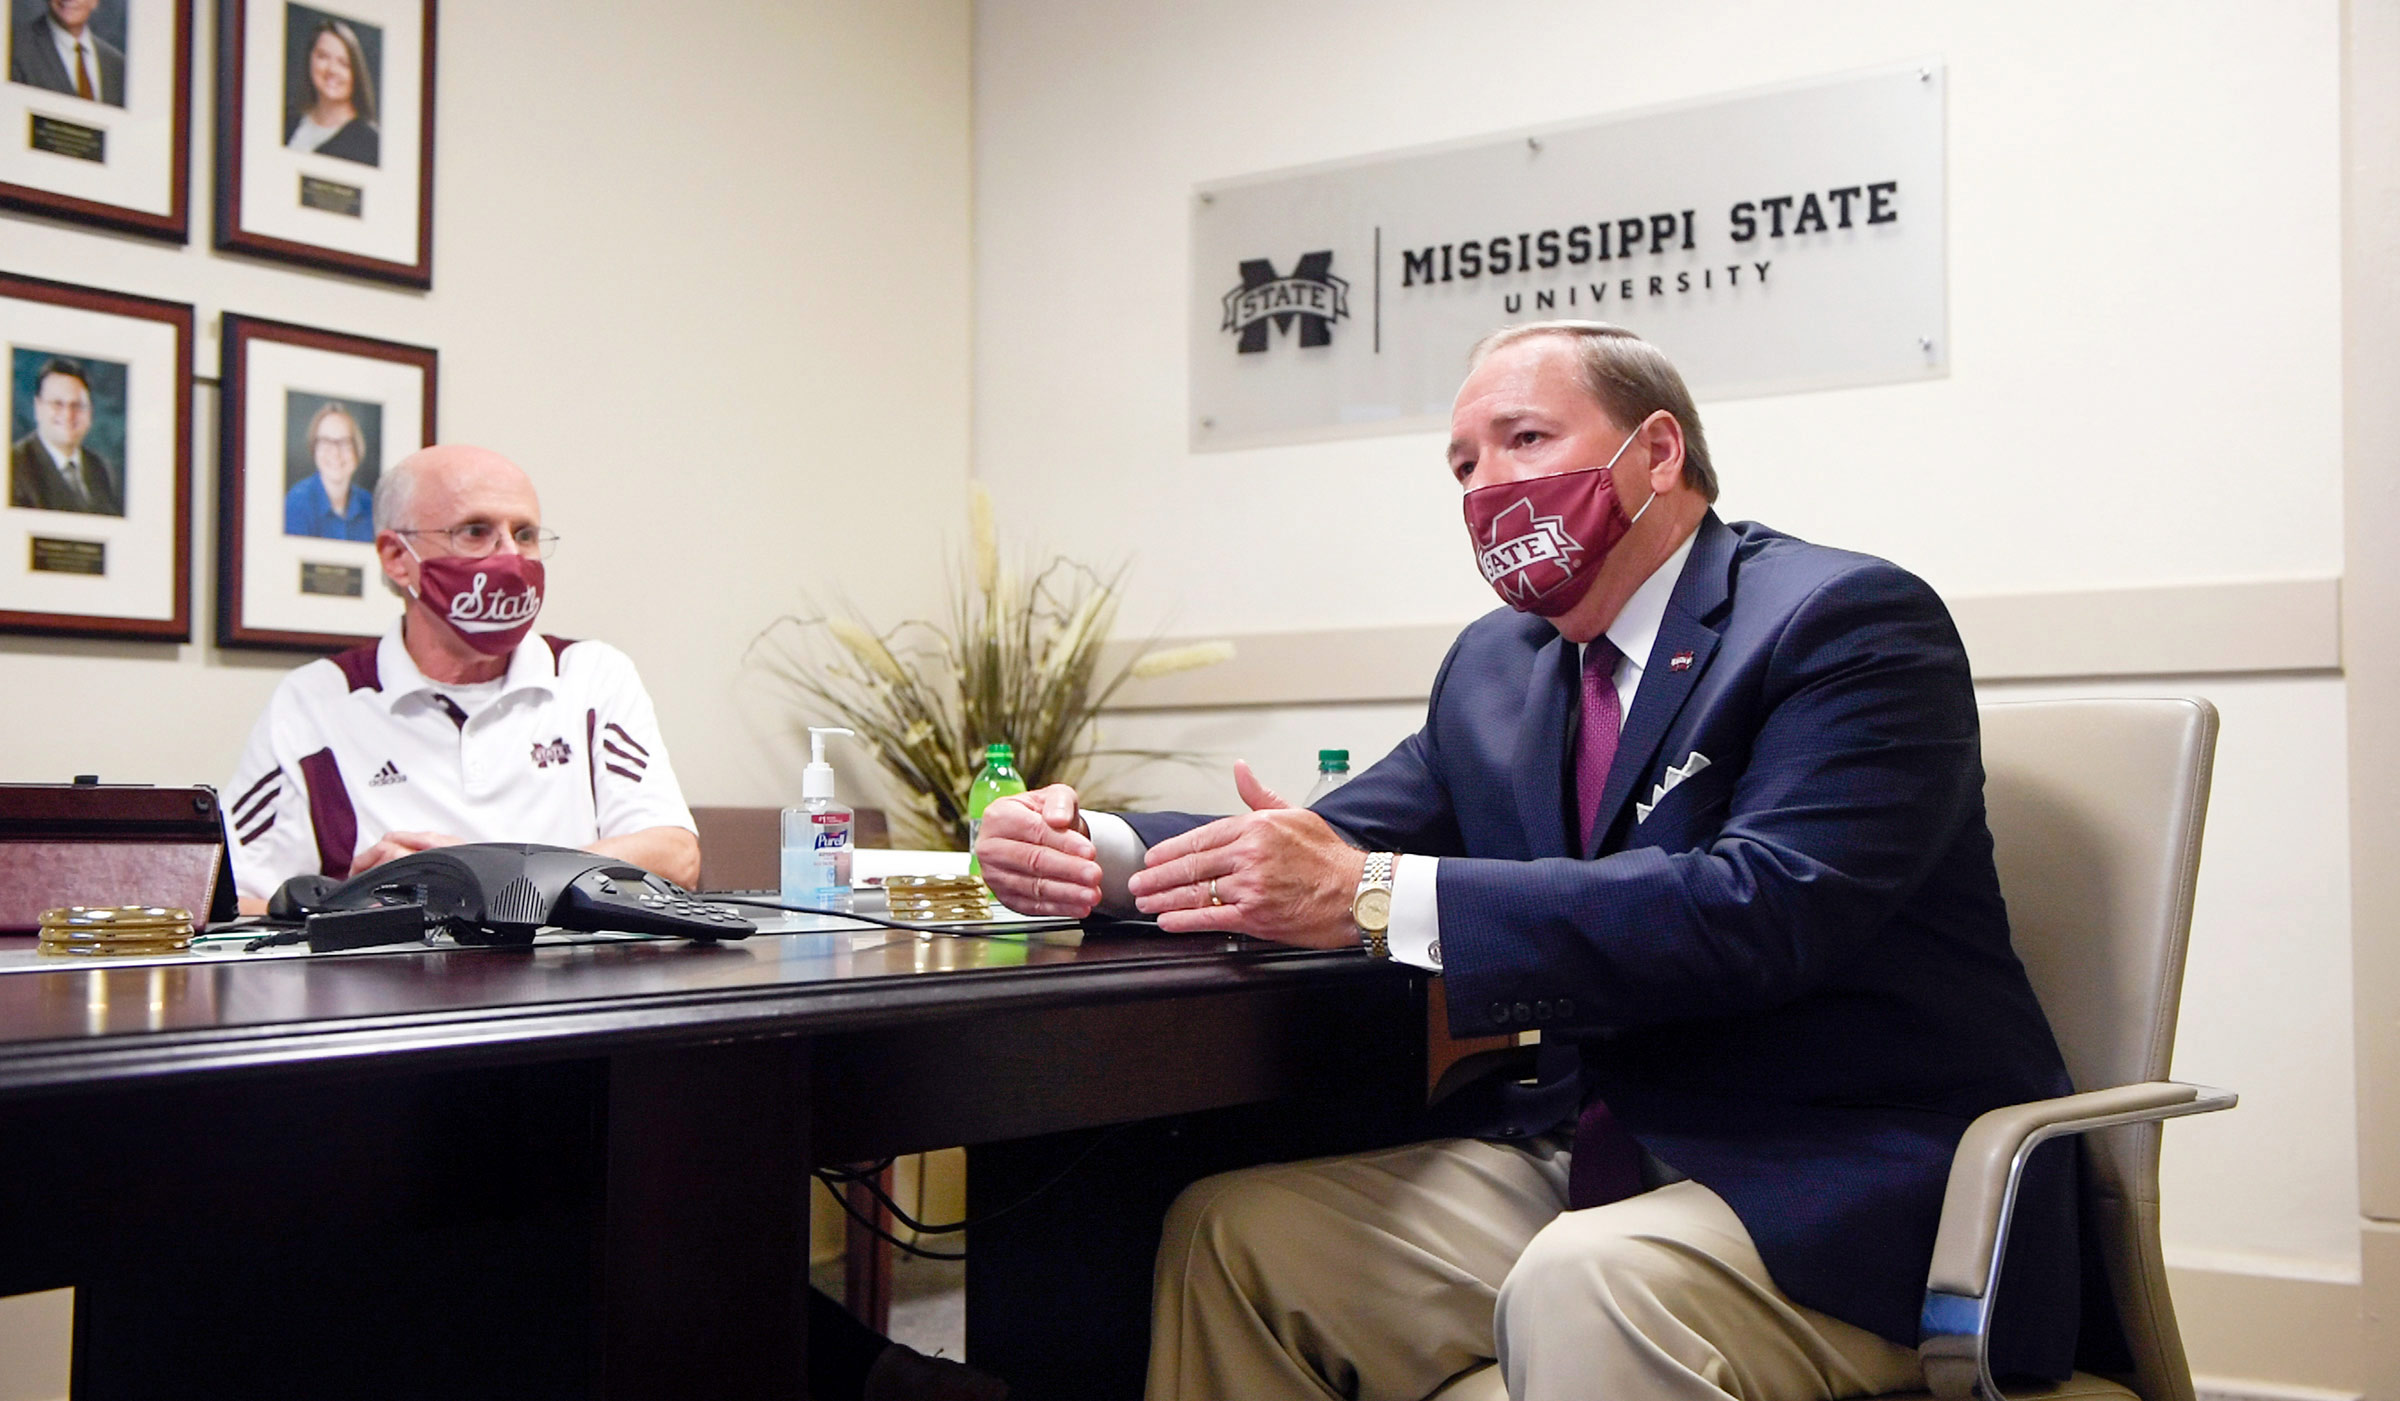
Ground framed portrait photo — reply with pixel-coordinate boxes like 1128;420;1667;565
217;313;431;650
0;271;193;640
214;0;433;287
0;0;194;240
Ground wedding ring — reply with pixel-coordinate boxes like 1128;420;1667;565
1208;878;1222;907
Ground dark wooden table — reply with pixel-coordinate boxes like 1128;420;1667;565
0;925;1426;1400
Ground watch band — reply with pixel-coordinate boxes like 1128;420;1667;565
1356;851;1395;958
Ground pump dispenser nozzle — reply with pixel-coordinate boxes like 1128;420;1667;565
804;726;855;800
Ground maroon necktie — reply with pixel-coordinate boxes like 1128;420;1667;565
1567;639;1646;1208
1575;638;1622;852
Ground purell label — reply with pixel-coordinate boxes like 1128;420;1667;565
814;828;848;850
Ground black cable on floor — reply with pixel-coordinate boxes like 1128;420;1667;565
811;1123;1135;1261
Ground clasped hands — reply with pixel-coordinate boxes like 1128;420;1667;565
974;761;1367;948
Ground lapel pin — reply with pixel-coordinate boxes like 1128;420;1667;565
1669;650;1695;672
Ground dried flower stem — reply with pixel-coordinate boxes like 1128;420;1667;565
749;510;1230;850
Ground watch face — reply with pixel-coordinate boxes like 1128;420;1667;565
1354;887;1392;930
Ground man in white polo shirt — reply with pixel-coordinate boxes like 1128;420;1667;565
224;443;699;911
221;443;1004;1400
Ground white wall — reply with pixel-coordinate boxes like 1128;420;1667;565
975;0;2340;639
0;0;974;808
976;0;2362;1326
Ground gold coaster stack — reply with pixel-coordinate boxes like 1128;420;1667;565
37;906;197;957
882;875;993;923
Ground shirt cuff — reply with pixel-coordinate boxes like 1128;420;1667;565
1084;811;1147;917
1385;854;1442;971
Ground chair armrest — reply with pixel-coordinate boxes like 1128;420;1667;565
1917;1081;2236;1401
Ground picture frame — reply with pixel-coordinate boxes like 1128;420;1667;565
0;0;194;241
213;0;434;287
217;312;431;650
0;271;192;641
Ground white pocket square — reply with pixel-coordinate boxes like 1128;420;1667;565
1635;751;1711;824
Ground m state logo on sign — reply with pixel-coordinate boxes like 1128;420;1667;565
1221;251;1349;353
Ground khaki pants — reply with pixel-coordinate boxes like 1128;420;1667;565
1146;1136;1924;1401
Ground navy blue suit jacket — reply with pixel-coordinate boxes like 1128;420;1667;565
1125;514;2085;1379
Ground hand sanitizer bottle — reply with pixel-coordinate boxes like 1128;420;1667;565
783;727;855;908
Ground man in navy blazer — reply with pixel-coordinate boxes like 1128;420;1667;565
978;322;2083;1401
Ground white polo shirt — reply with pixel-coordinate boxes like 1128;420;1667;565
224;624;696;901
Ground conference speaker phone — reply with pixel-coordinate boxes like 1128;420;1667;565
269;842;756;947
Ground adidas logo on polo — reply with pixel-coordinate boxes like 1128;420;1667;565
368;761;407;787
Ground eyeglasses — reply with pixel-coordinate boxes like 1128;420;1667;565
392;523;561;560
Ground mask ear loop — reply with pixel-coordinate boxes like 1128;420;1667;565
395;534;424;603
1614;411;1669;528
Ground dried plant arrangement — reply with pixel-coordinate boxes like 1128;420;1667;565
750;487;1233;850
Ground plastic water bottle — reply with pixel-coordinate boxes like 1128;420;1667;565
1305;749;1351;805
965;742;1027;878
782;726;855;907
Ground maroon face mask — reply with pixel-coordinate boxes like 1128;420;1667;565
1462;425;1652;617
406;550;546;655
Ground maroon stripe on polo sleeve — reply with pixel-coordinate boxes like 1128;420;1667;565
297;748;357;880
234;766;283;810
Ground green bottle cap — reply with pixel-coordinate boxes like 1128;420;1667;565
1319;749;1349;767
987;742;1014;760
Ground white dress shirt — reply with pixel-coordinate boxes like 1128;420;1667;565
1085;528;1699;969
48;17;102;102
287;112;342;153
38;438;97;504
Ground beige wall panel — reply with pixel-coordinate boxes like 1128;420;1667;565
2365;1222;2399;1401
2173;1266;2362;1395
2345;0;2400;1233
0;1289;70;1401
1103;580;2342;711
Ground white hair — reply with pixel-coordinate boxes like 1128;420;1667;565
372;452;428;597
371;450;425;533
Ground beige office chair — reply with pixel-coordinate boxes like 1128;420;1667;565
1910;697;2234;1401
1428;698;2234;1401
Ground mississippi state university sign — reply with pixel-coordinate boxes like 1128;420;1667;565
1190;63;1947;450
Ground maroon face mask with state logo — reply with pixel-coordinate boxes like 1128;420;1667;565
1461;424;1652;618
406;549;546;655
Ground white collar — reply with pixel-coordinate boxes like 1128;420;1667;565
1601;528;1698;674
373;619;559;712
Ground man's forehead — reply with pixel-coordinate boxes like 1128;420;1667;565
411;462;540;524
1454;341;1600;423
36;375;87;400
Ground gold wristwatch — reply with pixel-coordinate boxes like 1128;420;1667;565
1353;852;1395;958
